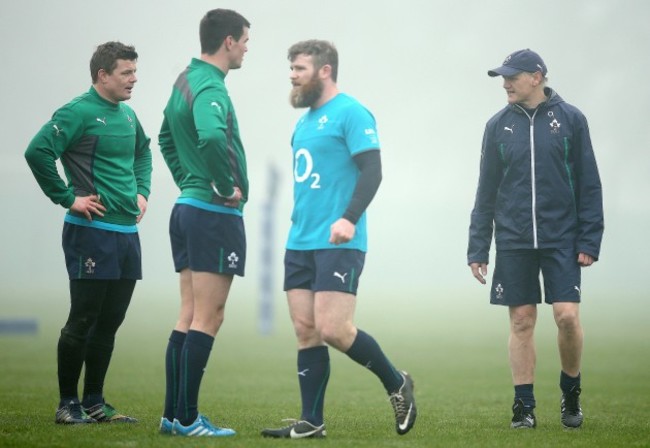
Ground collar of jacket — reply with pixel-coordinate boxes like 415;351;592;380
509;87;562;114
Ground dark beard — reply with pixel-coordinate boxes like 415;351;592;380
290;75;323;108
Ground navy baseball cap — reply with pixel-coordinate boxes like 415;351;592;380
488;49;547;77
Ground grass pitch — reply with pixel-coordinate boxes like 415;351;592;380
0;291;648;447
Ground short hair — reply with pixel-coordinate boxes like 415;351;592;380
90;41;138;83
287;40;339;82
200;9;250;55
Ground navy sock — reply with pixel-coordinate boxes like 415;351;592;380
163;330;187;420
514;384;536;410
560;370;581;394
297;346;330;426
345;329;402;393
176;330;214;425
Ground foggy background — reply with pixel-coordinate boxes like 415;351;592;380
1;0;648;331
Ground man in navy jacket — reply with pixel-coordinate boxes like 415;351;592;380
468;49;603;430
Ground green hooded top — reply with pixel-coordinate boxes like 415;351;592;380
25;86;152;226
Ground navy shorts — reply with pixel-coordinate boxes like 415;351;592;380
490;248;581;306
169;203;246;276
62;222;142;280
284;249;365;295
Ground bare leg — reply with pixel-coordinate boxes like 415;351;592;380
174;268;195;332
553;302;582;377
189;271;233;337
314;291;357;351
287;289;322;349
508;305;537;385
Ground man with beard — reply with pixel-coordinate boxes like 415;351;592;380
261;40;417;439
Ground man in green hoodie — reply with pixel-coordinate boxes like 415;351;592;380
25;41;152;425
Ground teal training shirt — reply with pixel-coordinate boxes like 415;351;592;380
287;93;380;252
24;87;152;227
159;58;248;214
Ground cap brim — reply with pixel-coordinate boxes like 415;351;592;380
487;66;523;77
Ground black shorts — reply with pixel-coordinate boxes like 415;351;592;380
284;249;365;295
491;248;581;306
169;203;246;276
62;222;142;280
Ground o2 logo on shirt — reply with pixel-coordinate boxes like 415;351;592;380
294;148;321;189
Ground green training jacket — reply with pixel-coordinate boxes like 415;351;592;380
25;86;152;226
159;58;248;212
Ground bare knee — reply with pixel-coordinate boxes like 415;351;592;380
292;315;320;346
554;305;581;333
319;322;355;351
210;307;226;331
176;308;193;332
510;306;536;336
319;326;341;348
190;306;225;336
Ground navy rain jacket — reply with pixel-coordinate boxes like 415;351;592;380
468;87;603;265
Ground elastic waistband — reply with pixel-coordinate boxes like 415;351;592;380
64;214;138;233
175;197;243;217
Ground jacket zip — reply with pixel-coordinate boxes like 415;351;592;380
516;105;540;249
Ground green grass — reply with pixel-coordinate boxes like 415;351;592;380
0;292;648;447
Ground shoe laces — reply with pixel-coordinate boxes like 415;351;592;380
197;414;214;426
277;418;301;429
389;391;408;418
188;414;218;431
275;418;319;431
66;402;85;419
562;387;581;413
512;399;535;420
389;374;409;411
